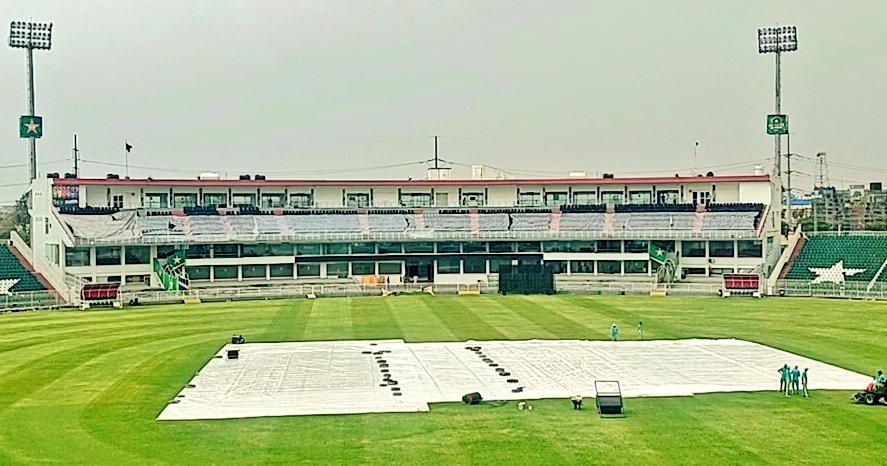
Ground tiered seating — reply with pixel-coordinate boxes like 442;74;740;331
0;246;46;292
701;212;758;231
785;236;887;283
508;213;550;231
477;213;510;231
367;213;411;232
424;212;471;231
188;217;225;235
59;205;763;242
559;213;606;231
289;214;361;234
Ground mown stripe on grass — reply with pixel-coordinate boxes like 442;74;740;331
422;296;507;341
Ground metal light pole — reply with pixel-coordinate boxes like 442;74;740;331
8;21;53;182
758;25;797;230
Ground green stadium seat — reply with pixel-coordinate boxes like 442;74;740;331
785;236;887;285
0;246;47;293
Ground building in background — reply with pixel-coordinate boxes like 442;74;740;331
808;183;887;231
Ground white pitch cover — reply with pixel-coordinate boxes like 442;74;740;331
158;339;869;420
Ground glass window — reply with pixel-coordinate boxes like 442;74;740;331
289;193;313;208
270;243;293;256
573;191;596;205
326;262;349;278
124;246;150;264
518;192;542;207
186;244;211;259
489;242;515;253
462;242;487;253
596;240;622;253
399;192;432;207
709;241;735;258
296;263;321;277
242;265;267;279
403;242;433;253
350;243;375;254
624;240;648;253
213;265;238;280
544;192;568;206
324;243;350;255
463;256;487;273
378;262;402;275
657;190;679;204
518;257;541;266
546;261;566;274
144;193;168;209
346;193;370;208
351;261;375;275
214;244;239;258
738;240;763;258
295;244;322;256
112;195;123;209
437;257;460;274
460;192;486;207
685;267;706;275
436;242;461;253
601;191;623;205
516;242;541;252
624;260;649;274
203;193;227;207
489;257;513;273
651;241;676;253
260;193;285;208
377;242;402;254
156;245;176;259
598;260;621;274
172;193;198;208
232;193;256;207
570;260;595;274
270;264;294;278
629;191;652;204
186;266;210;280
543;241;570;253
255;245;283;257
682;241;706;257
65;247;91;267
95;247;121;266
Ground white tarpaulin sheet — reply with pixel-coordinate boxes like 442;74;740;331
158;339;869;420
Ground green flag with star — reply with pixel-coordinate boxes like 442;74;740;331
649;242;669;265
19;116;43;138
165;250;186;272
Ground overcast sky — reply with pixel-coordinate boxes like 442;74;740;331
1;0;886;201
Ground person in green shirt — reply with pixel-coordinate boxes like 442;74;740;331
801;368;809;398
875;370;887;391
610;324;619;341
637;321;644;340
778;364;791;396
790;366;801;394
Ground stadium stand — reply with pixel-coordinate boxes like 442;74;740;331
58;207;762;242
0;246;47;292
784;235;887;284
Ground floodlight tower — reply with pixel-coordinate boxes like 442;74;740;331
757;26;797;178
8;20;53;182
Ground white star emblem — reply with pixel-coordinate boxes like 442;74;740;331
172;256;183;264
808;260;865;285
656;248;665;256
0;278;20;295
24;119;40;134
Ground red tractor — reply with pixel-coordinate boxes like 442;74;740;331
852;381;887;406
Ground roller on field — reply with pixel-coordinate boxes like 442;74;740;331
851;381;887;406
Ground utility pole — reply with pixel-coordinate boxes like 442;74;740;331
72;134;79;177
815;152;829;189
785;132;793;228
432;135;440;169
8;21;53;182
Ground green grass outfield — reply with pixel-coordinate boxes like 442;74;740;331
1;295;885;465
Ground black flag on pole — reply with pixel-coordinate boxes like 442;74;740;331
125;142;133;153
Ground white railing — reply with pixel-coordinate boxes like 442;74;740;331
777;279;887;300
556;281;723;295
75;228;761;246
808;230;887;237
0;290;66;312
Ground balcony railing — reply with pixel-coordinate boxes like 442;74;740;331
72;228;762;246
